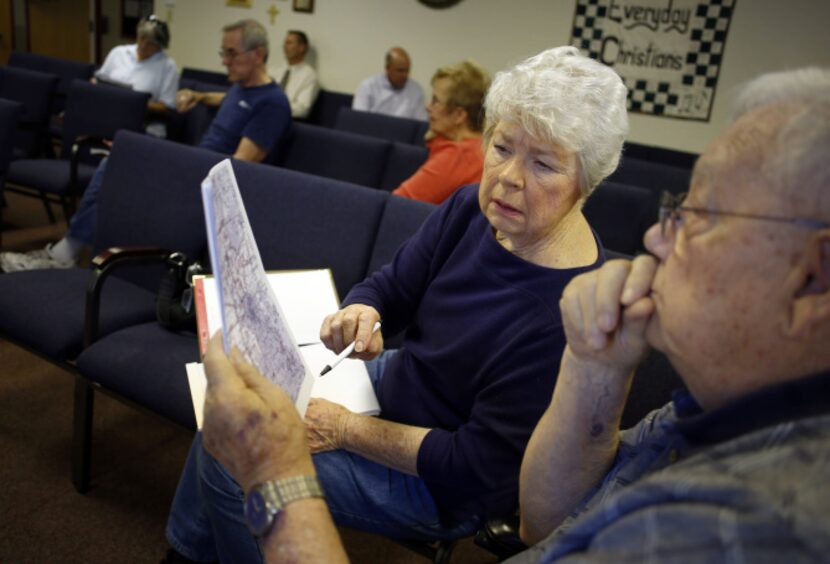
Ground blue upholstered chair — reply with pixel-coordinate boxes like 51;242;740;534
72;146;433;492
0;98;22;242
180;67;231;87
7;51;96;142
304;88;353;128
583;180;660;256
366;194;434;276
335;107;429;145
608;156;692;196
378;142;429;192
2;131;224;491
4;80;150;223
0;98;21;175
0;131;219;366
278;122;393;189
0;66;60;159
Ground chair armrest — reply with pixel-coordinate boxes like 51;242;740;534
473;515;527;561
83;246;173;348
70;135;110;196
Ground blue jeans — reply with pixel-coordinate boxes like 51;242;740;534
166;351;482;563
66;156;108;245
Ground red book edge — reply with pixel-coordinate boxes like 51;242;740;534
193;276;210;356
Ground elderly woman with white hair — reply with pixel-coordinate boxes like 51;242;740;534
161;46;629;563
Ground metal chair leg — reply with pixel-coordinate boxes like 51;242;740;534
40;192;56;224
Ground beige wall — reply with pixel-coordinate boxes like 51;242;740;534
157;0;830;154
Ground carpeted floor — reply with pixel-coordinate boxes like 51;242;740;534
0;192;497;563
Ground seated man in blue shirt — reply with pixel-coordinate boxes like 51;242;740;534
0;18;290;273
194;67;830;562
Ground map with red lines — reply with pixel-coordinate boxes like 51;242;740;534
201;159;313;415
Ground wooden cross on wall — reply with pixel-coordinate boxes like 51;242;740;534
267;4;279;24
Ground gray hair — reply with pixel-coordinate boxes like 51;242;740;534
484;46;629;197
736;70;830;219
772;99;830;218
223;19;269;62
137;16;169;49
733;67;830;120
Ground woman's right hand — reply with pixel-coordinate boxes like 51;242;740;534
320;304;383;360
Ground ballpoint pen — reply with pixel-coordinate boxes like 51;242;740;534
319;321;381;376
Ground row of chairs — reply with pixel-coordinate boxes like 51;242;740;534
0;72;658;262
0;128;435;489
1;75;149;223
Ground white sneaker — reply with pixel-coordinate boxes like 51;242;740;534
0;244;76;272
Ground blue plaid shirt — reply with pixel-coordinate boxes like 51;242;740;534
509;370;830;563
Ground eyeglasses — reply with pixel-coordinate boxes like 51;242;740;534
659;190;829;237
218;48;253;60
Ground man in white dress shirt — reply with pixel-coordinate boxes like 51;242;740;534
352;47;427;121
94;15;178;137
268;30;319;119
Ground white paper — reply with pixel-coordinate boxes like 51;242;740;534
186;345;379;430
200;270;338;346
185;362;208;429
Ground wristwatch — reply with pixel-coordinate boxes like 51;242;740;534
244;475;325;537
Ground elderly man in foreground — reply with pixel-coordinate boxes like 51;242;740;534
513;69;830;561
197;68;830;563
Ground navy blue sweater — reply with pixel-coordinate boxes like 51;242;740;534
344;184;604;525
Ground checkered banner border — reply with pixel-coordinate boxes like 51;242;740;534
570;0;735;121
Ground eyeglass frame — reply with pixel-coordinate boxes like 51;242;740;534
658;190;829;237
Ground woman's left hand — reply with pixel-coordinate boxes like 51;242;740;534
304;398;353;453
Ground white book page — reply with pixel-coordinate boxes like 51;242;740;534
201;159;314;416
186;348;379;430
301;343;380;416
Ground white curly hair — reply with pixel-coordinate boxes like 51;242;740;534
484;46;629;197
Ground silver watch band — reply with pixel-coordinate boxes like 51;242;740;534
262;474;324;509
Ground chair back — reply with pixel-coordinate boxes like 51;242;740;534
335;107;428;145
95;131;223;290
278;122;392;189
609;156;692;196
180;67;231;87
366;195;435;276
0;66;59;158
379;142;428;192
0;99;22;179
7;51;95;114
304;89;353;128
60;80;150;160
231;161;391;297
584;180;659;255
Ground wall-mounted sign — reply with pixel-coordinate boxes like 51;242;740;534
570;0;736;121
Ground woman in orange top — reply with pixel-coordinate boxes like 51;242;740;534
393;60;490;204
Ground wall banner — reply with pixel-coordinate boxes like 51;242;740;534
570;0;736;121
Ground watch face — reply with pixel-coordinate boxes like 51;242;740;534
244;489;273;537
